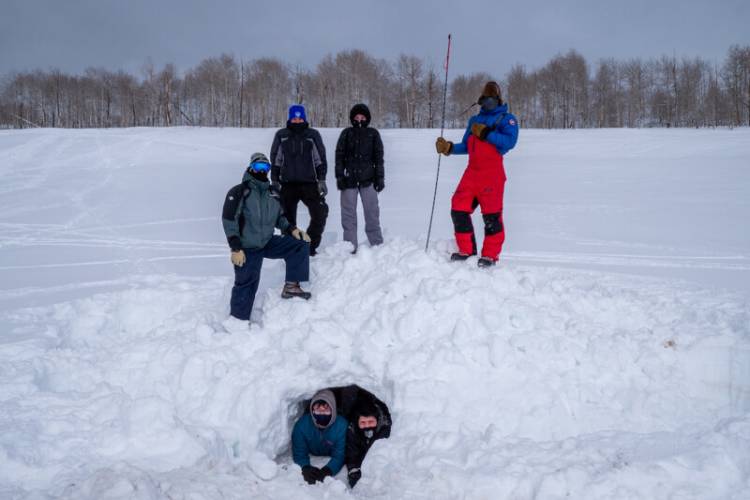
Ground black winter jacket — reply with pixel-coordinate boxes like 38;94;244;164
270;123;327;184
328;385;391;470
335;104;384;189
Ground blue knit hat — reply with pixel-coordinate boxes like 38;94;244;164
288;104;307;122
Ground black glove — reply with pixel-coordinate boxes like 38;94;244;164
318;180;328;197
270;181;282;197
348;467;362;488
373;178;384;193
301;465;322;485
336;178;347;191
320;466;333;479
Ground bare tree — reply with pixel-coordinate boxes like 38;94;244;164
722;45;750;126
2;45;749;130
592;58;621;127
395;54;424;127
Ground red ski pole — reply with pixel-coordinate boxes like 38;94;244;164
425;34;452;252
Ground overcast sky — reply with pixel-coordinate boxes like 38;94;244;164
2;0;749;79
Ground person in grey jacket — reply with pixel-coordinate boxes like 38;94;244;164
335;103;384;253
222;153;312;327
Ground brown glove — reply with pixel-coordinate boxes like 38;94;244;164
471;122;491;140
230;250;246;267
435;137;453;155
291;227;311;243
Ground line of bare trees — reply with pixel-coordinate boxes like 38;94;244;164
1;45;749;130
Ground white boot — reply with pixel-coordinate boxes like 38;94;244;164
222;315;250;334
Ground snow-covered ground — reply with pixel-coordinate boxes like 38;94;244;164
0;127;748;499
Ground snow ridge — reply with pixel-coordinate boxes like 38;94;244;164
1;239;748;499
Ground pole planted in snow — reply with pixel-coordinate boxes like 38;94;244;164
425;34;452;252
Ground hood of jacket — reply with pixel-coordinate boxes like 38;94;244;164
309;389;337;429
349;103;371;127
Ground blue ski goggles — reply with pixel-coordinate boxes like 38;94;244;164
248;161;271;173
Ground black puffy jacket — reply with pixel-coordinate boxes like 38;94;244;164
335;104;384;189
270;122;327;184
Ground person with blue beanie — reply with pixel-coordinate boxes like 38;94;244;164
270;104;329;256
288;104;306;122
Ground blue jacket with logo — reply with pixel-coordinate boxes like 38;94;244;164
451;103;519;156
291;413;348;475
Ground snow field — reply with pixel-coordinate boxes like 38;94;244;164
0;127;749;498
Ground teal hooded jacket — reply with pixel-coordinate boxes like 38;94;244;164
291;413;348;475
222;171;291;251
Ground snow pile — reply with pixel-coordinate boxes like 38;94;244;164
1;239;748;499
1;126;749;498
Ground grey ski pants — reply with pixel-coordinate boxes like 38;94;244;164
340;185;383;248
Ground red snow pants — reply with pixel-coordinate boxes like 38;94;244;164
450;135;506;260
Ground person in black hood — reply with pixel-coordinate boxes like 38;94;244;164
325;384;392;488
335;103;385;253
270;105;329;256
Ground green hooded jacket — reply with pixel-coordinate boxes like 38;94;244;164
222;171;291;251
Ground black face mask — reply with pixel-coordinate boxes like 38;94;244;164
249;170;268;182
287;121;309;133
313;413;332;427
478;96;499;111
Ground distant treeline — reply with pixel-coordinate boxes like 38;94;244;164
1;45;749;130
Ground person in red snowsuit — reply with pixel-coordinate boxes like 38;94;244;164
436;81;519;267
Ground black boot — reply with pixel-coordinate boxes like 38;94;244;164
477;257;496;268
282;282;312;300
450;252;471;262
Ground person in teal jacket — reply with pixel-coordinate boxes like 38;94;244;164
221;153;313;327
292;389;348;484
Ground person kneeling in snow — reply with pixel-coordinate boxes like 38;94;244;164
292;389;348;484
221;153;312;329
328;385;391;488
